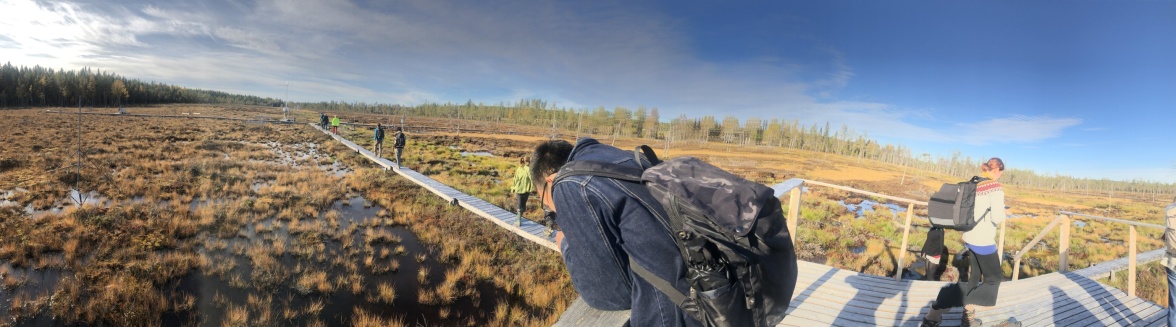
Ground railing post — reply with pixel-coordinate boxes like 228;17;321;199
1059;214;1071;272
787;186;802;247
1128;225;1137;297
895;203;915;281
998;219;1007;263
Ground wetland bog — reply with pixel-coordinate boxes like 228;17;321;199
0;106;572;326
1;104;1172;327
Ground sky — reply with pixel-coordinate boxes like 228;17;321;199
2;0;1174;183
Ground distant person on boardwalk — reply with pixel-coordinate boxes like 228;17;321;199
923;157;1011;327
530;139;701;327
320;113;328;129
373;123;385;157
509;156;535;226
392;127;406;168
331;115;340;134
1164;197;1176;326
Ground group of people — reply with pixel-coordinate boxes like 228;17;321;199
319;112;340;134
371;123;406;168
318;112;407;167
520;136;1025;326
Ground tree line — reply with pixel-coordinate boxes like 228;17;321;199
304;99;1176;198
0;63;280;108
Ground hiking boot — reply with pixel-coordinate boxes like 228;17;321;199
542;227;554;238
963;309;982;327
919;318;941;327
990;319;1021;327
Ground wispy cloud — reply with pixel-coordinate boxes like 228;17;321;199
956;115;1082;145
0;0;1084;149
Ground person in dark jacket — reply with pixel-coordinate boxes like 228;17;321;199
392;127;406;168
923;227;946;281
530;138;700;327
372;124;385;157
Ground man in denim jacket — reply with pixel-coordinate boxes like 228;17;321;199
531;138;700;327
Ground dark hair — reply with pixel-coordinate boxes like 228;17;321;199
530;140;574;190
982;157;1005;172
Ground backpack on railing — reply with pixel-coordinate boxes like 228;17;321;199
555;145;798;327
928;176;990;231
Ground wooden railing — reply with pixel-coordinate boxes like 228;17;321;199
1011;211;1164;296
773;178;1010;281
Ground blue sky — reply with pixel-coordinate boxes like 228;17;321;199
2;0;1173;182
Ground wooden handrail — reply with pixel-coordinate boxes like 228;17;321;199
1012;215;1066;280
1059;211;1165;230
1010;211;1161;297
801;179;928;206
779;179;927;280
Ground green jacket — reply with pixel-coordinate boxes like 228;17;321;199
331;117;340;126
510;165;535;194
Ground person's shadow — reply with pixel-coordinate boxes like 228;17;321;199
834;241;916;326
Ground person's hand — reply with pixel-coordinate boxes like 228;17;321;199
555;231;564;249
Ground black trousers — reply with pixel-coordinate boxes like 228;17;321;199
515;192;530;215
933;250;1002;308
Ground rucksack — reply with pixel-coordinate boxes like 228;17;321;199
555;145;797;327
375;127;385;141
927;176;991;231
394;132;406;148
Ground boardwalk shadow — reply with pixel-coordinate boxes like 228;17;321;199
1051;272;1143;326
787;267;838;317
834;246;910;326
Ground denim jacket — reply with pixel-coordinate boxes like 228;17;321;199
551;138;698;327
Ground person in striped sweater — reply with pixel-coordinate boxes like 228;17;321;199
923;157;1013;327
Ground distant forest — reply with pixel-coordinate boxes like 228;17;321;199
0;63;280;108
2;63;1172;198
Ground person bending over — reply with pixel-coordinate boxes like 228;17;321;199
531;138;699;327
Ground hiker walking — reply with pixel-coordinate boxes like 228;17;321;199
392;127;406;168
1164;197;1176;326
531;138;796;327
923;157;1010;327
331;115;340;134
320;113;328;129
509;156;534;226
373;123;385;157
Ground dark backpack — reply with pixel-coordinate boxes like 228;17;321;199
375;127;385;141
555;146;797;327
393;132;406;148
927;176;991;231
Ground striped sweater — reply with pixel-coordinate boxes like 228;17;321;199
962;178;1007;247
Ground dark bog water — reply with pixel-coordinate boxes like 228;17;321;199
837;199;906;219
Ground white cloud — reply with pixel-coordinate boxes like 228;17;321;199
0;0;1086;150
956;115;1082;145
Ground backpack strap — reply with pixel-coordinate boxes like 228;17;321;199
634;145;661;168
629;257;688;307
553;161;644;185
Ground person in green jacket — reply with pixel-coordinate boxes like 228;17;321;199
509;156;535;226
331;115;341;134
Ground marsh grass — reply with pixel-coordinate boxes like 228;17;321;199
9;105;1162;324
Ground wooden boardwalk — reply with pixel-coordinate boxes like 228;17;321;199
311;123;1168;327
310;123;558;251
